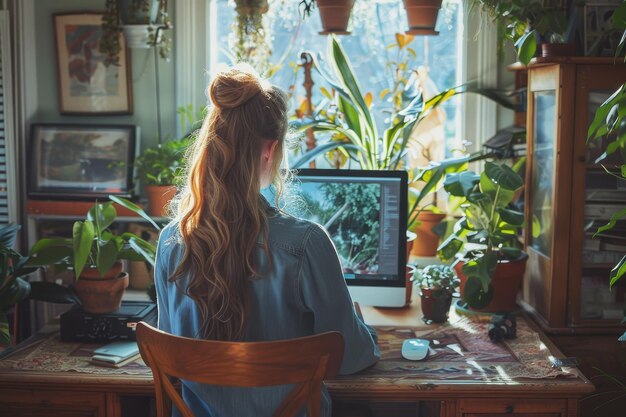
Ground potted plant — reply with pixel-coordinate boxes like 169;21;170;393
472;0;571;65
414;264;459;323
135;104;200;217
404;0;443;35
27;197;158;314
438;161;527;313
300;0;355;35
0;224;37;346
135;138;188;217
100;0;171;66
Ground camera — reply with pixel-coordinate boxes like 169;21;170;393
487;314;517;343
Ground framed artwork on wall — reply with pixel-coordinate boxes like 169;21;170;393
28;124;137;199
53;12;133;115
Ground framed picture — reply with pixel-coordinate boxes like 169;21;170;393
584;3;622;56
53;13;133;115
28;124;137;199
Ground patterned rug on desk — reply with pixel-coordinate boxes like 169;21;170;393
5;334;150;376
355;317;577;382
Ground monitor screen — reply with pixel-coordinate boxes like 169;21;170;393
286;169;408;296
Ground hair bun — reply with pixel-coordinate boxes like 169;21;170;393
209;64;264;110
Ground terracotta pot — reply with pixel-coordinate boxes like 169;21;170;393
411;211;446;257
404;0;442;35
146;185;176;217
454;253;528;313
73;262;129;314
420;288;453;324
317;0;355;35
541;43;576;58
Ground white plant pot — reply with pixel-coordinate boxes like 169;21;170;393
122;24;162;49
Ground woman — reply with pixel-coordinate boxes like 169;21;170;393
155;64;380;417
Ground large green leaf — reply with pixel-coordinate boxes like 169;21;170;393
595;207;626;236
443;171;480;197
329;36;377;144
462;277;494;309
88;202;116;232
0;277;31;306
127;237;157;267
461;252;497;292
291;142;360;168
109;195;162;231
514;30;537;66
437;234;464;261
96;238;120;276
73;221;95;279
610;255;626;288
498;208;525;226
28;281;79;304
484;162;523;191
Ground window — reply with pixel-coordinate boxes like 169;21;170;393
210;0;465;165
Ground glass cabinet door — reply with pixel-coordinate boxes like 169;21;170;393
529;91;557;258
578;90;626;322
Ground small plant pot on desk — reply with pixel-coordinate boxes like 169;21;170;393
420;288;452;324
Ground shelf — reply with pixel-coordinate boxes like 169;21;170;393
27;199;145;217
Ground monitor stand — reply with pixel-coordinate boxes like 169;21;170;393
349;286;406;308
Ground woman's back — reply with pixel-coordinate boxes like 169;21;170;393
154;65;379;417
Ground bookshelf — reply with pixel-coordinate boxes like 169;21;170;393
521;57;626;333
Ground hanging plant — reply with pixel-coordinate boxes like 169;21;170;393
232;0;271;74
99;0;172;66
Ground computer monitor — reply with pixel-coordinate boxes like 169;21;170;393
288;169;408;307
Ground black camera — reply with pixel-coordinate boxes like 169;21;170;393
487;314;517;343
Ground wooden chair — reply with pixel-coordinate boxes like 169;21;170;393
136;322;344;417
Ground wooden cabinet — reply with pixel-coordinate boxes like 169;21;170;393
522;57;626;333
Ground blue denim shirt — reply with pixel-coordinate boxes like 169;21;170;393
154;203;380;417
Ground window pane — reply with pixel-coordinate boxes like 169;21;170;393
213;0;464;163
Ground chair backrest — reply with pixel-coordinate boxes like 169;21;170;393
136;322;344;417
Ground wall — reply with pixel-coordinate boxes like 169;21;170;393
32;0;177;155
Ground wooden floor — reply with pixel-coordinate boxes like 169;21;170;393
551;334;626;417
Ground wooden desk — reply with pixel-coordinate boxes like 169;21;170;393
0;300;594;417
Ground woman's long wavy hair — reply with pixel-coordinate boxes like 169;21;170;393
172;65;288;341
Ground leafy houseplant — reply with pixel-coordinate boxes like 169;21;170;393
290;36;505;258
414;264;459;323
473;0;570;65
135;104;199;216
100;0;172;66
438;161;526;312
299;0;355;34
0;224;37;345
28;197;159;314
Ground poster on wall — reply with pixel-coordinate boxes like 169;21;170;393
53;13;133;115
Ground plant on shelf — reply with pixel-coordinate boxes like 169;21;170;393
135;105;201;217
414;264;459;323
100;0;172;66
0;224;37;345
27;196;159;314
472;0;571;65
438;160;526;312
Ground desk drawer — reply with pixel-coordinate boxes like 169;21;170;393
459;398;567;416
0;389;106;417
